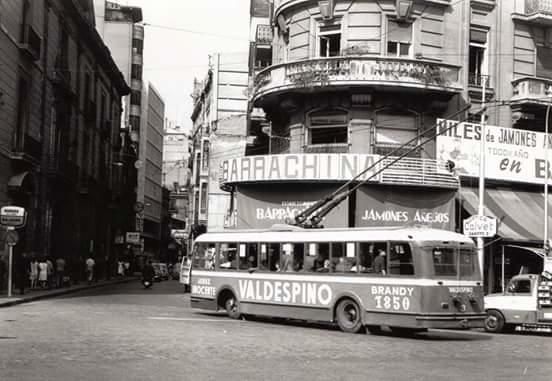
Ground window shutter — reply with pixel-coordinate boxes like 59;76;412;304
388;21;412;42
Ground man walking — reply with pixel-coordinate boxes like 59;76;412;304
85;256;95;285
55;257;66;288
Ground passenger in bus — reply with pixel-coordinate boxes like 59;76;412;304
317;259;330;273
280;251;294;272
310;254;325;272
373;250;387;275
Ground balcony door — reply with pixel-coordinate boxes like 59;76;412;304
469;27;489;87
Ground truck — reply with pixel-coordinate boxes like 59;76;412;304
484;272;552;333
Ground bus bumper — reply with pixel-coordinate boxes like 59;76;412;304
415;313;486;329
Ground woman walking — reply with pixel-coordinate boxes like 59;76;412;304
38;259;48;288
29;257;38;289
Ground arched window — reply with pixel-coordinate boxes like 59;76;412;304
308;109;348;145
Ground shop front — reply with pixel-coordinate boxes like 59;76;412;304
436;118;552;292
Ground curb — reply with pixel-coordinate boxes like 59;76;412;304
0;277;139;308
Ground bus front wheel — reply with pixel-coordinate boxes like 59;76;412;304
336;299;363;334
224;295;241;320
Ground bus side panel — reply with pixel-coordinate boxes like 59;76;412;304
240;301;332;321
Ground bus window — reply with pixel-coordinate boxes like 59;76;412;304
268;243;280;272
358;242;386;273
239;243;258;270
219;243;237;270
279;243;304;272
305;243;330;272
459;248;477;277
389;242;414;275
330;242;357;273
259;243;269;271
432;248;456;276
192;243;216;270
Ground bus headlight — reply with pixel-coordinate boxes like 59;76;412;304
452;296;466;312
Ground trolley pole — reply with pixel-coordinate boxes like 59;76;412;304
477;76;487;280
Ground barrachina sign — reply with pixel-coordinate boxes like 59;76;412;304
220;154;381;186
436;119;552;185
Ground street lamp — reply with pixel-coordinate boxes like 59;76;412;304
545;92;551;270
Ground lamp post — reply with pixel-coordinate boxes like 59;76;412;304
545;96;551;266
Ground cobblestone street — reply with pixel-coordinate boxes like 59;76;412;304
0;281;551;381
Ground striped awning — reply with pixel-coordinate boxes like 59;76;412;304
460;187;550;241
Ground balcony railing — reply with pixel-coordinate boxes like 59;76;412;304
11;134;42;164
252;56;462;104
514;0;552;25
380;157;458;188
511;77;552;106
526;0;552;14
304;143;349;154
468;73;491;88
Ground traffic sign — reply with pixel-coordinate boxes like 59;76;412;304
0;206;26;228
5;229;19;246
463;215;497;237
126;232;141;245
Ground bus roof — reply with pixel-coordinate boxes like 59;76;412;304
193;225;474;245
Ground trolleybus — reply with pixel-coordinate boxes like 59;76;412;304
189;225;485;333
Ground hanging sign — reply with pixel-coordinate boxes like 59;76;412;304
0;206;26;228
463;215;497;237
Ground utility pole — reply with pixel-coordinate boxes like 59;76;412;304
477;76;487;281
545;94;551;271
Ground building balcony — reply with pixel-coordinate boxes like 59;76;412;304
10;134;42;165
510;77;552;107
219;153;458;191
304;143;349;153
252;56;462;106
513;0;552;25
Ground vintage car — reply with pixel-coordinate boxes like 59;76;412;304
484;273;552;333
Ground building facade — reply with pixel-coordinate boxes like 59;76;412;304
137;83;165;258
189;53;250;233
214;0;552;292
94;0;146;262
0;0;129;280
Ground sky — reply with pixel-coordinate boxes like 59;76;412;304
124;0;251;133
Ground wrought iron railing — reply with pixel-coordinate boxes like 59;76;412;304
380;157;458;188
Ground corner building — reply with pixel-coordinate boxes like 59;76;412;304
220;0;552;292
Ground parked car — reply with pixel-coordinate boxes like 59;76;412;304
484;273;552;333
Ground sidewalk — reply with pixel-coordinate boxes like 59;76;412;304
0;276;138;308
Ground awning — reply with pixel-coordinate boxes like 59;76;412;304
460;187;551;241
7;171;34;192
504;245;545;259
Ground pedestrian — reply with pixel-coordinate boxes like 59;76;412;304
373;249;387;275
0;255;6;292
29;257;38;289
38;258;48;288
123;261;130;276
14;252;29;295
117;261;125;277
46;257;54;289
55;256;66;288
85;256;95;284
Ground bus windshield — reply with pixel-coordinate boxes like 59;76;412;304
428;247;478;278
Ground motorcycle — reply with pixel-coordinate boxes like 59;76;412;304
142;278;153;289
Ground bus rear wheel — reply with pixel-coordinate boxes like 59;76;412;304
336;299;363;334
224;295;241;320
